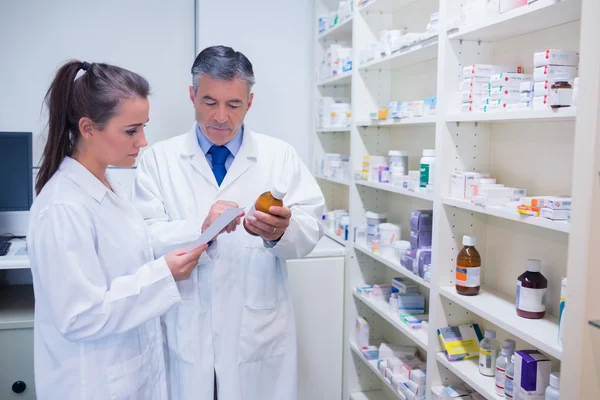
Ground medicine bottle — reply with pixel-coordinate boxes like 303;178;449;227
495;339;516;396
545;372;560;400
244;185;287;236
420;149;435;188
456;236;481;296
516;259;547;319
479;329;500;377
504;355;515;399
549;81;572;109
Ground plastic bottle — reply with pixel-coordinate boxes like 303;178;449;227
495;339;516;396
505;354;515;399
419;149;435;188
244;185;287;236
545;372;560;400
516;259;548;319
456;236;481;296
479;329;500;376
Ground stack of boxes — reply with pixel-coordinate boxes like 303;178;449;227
400;210;433;278
460;65;523;112
532;50;579;110
318;44;352;82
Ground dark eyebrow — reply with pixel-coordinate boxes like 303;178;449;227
125;118;150;128
227;99;243;105
202;96;217;102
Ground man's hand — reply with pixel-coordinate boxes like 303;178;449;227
244;206;292;242
202;200;244;236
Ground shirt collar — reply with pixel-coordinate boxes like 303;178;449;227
59;157;110;203
195;123;244;156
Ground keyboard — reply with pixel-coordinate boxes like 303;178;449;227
0;241;11;256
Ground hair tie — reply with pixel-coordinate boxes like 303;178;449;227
81;61;90;71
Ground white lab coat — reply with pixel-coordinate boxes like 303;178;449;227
131;126;324;400
27;157;182;400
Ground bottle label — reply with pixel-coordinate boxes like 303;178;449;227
505;374;514;398
456;266;481;288
495;366;506;394
516;281;547;313
420;163;430;188
479;348;496;376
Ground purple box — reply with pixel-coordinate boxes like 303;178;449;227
401;251;416;271
410;210;433;232
417;249;431;278
514;350;551;394
410;230;432;249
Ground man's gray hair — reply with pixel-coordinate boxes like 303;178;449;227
191;45;255;95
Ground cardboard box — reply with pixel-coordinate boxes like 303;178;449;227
514;350;551;394
543;196;572;210
520;80;534;92
533;65;578;83
491;73;533;87
534;49;579;67
356;317;370;348
460;77;489;92
534;79;574;96
450;172;466;199
463;64;520;78
500;0;527;13
532;95;549;110
540;208;570;221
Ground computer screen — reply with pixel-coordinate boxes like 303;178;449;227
0;132;33;211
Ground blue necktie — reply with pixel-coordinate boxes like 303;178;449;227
208;145;230;186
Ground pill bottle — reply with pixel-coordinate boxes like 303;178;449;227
420;149;435;188
516;259;548;319
456;236;481;296
505;355;515;399
479;329;500;377
495;339;516;396
549;81;572;109
545;372;560;400
244;185;287;236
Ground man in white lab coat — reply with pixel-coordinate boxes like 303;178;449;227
131;45;325;400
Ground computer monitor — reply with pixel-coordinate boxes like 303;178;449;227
0;132;33;211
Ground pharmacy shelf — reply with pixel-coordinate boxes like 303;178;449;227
359;40;438;71
353;291;429;350
350;341;403;400
443;197;570;234
358;0;419;13
325;230;348;246
316;174;350;186
318;16;353;41
435;353;501;400
446;107;577;123
355;180;435;202
0;285;34;330
448;0;582;42
350;391;390;400
316;127;351;133
438;285;562;360
356;116;437;127
317;71;352;87
354;244;430;288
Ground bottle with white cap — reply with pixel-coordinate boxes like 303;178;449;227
545;372;560;400
495;339;516;396
479;329;500;376
516;259;548;319
244;184;287;236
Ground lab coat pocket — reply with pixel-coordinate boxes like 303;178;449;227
243;244;287;309
106;338;161;400
238;299;288;364
162;299;200;365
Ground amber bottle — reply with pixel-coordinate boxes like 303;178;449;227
456;235;481;296
244;186;286;236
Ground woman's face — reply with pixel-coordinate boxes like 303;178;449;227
86;97;150;168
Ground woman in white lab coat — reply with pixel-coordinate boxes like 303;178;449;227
27;60;207;400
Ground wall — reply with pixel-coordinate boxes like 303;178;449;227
196;0;315;165
0;0;196;165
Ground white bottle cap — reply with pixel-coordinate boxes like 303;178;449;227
422;149;435;157
526;259;542;273
463;236;476;246
484;329;496;339
549;372;560;388
271;184;287;200
502;339;516;354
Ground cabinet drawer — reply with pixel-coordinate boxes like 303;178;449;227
0;328;36;399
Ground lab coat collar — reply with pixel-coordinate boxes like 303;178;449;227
181;123;257;191
59;156;110;203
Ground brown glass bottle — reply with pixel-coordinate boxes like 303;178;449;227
456;236;481;296
244;186;286;236
516;259;547;319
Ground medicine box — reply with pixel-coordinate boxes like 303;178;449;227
490;73;533;87
410;229;432;249
461;90;486;103
532;95;549;110
490;86;521;99
397;294;426;314
500;0;527;13
379;343;418;360
520;92;533;102
520;81;534;92
514;350;551;394
534;49;579;68
393;277;420;294
438;324;484;361
424;96;437;115
460;77;489;92
533;66;578;83
360;345;379;360
543;196;572;210
450;172;466;199
356;317;370;348
410;210;433;232
463;64;520;78
540;208;570;221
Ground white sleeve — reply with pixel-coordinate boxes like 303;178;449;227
267;146;325;259
30;204;182;342
131;148;217;259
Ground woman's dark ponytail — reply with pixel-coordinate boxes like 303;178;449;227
36;61;83;194
35;60;150;194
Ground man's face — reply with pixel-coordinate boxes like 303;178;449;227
189;76;253;145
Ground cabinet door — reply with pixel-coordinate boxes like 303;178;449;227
0;328;36;399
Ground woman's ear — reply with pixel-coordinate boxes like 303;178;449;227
78;117;95;139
